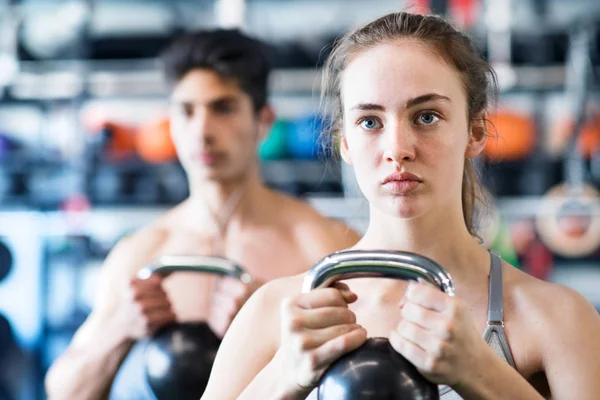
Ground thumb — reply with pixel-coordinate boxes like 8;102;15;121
332;282;358;304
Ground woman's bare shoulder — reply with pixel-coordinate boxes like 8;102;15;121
254;272;306;314
230;272;306;344
505;264;600;334
203;273;306;399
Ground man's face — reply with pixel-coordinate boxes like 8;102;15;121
169;69;270;184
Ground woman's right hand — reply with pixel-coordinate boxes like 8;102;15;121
275;282;367;397
118;274;177;340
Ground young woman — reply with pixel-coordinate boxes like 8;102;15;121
201;12;600;400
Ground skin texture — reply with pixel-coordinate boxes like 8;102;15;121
201;39;600;400
44;69;360;400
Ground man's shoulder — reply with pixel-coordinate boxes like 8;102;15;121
276;193;356;230
271;192;361;256
102;213;173;278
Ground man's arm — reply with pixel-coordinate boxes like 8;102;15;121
45;230;166;400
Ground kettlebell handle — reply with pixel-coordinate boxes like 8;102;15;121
302;250;455;296
138;255;253;284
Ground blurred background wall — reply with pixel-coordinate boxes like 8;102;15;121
0;0;598;398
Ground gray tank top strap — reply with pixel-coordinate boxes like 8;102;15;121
439;251;516;398
487;250;504;324
482;250;516;369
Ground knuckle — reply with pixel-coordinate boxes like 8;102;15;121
442;319;455;338
332;326;352;348
448;299;461;316
432;339;447;359
306;351;320;370
425;355;441;372
233;295;245;310
281;296;297;312
343;309;357;324
403;302;416;319
396;319;407;332
329;289;344;303
336;332;352;350
287;315;304;331
414;305;426;320
318;289;335;305
297;335;312;352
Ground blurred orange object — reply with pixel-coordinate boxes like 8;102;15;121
104;122;137;160
85;120;137;161
136;118;178;164
484;111;536;162
551;114;600;158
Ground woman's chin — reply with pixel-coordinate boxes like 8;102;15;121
376;197;423;219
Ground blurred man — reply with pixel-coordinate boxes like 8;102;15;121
45;29;359;400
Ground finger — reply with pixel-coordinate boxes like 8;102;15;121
130;277;167;295
212;291;244;317
389;329;427;369
216;277;249;297
149;316;176;333
297;307;357;329
401;302;447;333
137;297;173;314
298;324;363;350
394;320;440;355
330;282;357;303
131;287;170;302
311;327;367;369
146;309;177;329
131;274;163;288
207;309;234;338
404;280;449;312
332;282;358;304
295;288;354;310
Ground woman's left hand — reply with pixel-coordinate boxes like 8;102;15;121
389;279;490;386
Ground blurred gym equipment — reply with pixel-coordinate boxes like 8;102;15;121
536;22;600;258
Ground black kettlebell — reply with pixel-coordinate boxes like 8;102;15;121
138;255;252;400
302;250;456;400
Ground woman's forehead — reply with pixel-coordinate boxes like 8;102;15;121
340;40;466;110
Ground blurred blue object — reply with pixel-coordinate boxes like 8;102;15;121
288;114;329;160
0;213;43;350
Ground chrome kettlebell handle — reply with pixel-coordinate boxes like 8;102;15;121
138;255;253;284
302;250;455;296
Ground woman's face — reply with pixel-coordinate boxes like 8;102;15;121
340;39;486;219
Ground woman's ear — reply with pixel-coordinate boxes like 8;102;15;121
339;133;353;165
465;114;488;159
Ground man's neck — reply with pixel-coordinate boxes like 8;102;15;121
187;175;270;228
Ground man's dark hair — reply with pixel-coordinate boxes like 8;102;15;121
161;29;271;111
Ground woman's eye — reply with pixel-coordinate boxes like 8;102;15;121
359;118;381;130
416;112;440;125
